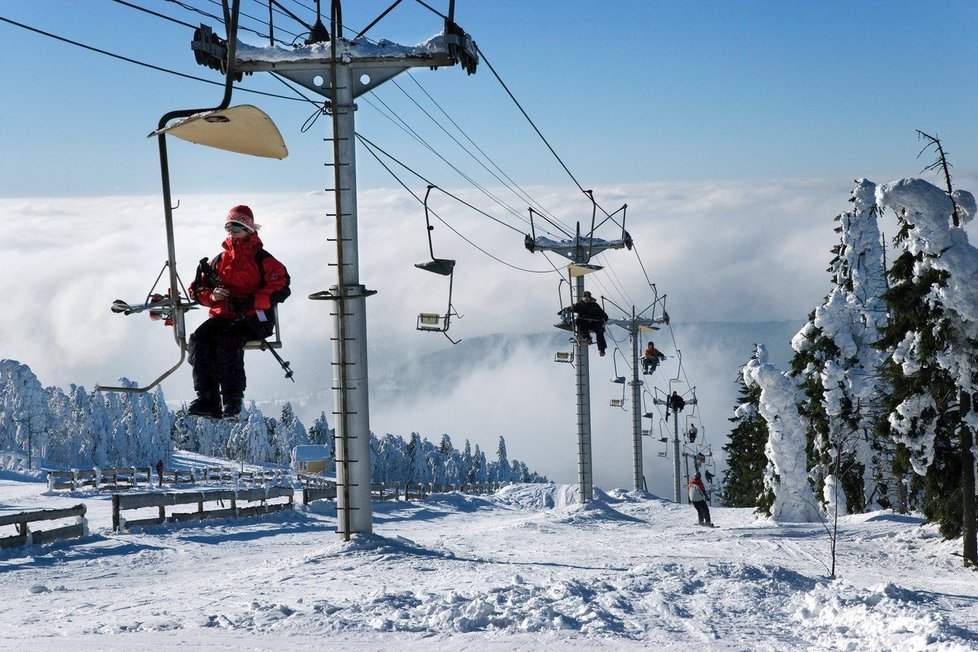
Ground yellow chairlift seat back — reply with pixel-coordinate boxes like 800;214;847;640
152;105;288;159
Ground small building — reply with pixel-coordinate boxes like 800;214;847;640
291;445;331;474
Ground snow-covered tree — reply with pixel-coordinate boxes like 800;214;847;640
494;436;511;483
722;352;770;509
228;402;274;464
743;345;820;522
0;360;54;469
406;432;433;484
470;445;489;484
790;179;891;512
273;403;309;466
374;433;408;483
876;175;978;557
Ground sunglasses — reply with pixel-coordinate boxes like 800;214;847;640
225;223;249;233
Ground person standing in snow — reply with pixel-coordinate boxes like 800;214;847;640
688;472;713;526
155;459;164;486
569;290;609;356
187;205;290;419
642;341;666;374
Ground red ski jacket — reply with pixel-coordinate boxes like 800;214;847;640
688;477;707;502
191;233;289;320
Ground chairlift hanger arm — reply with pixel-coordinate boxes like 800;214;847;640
96;343;186;394
98;0;245;395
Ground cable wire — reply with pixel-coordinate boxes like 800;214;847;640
357;134;555;275
0;14;306;102
110;0;197;29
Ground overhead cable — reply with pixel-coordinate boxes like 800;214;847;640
357;134;554;275
0;15;304;102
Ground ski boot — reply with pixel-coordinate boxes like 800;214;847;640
188;391;222;419
222;394;243;420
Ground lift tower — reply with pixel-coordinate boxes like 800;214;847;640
229;4;477;537
654;386;697;503
606;306;668;491
526;224;631;502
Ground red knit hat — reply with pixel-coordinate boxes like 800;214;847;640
226;205;260;232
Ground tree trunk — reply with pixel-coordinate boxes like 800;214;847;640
962;428;976;566
960;391;977;567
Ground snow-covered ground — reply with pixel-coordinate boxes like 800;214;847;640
1;461;976;651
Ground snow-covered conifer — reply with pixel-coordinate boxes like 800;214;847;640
494;436;510;483
790;179;890;512
0;360;54;469
228;402;275;464
876;176;978;541
274;403;309;466
743;345;820;522
722;353;769;509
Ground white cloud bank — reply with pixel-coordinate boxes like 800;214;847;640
4;176;974;491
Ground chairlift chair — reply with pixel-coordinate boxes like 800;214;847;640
414;186;461;344
554;278;575;332
609;371;626;409
97;0;289;392
243;304;283;350
611;348;627;384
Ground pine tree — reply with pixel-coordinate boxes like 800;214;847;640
722;352;769;509
494;436;510;482
273;403;309;466
789;179;890;512
876;172;978;562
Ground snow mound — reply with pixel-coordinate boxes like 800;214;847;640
792;581;967;651
490;484;642;524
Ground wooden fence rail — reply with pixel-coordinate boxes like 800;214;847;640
48;466;290;491
112;487;294;532
48;468;151;491
0;504;88;549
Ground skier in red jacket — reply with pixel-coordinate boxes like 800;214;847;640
187;205;290;419
688;472;713;527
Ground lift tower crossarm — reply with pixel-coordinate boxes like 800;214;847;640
524;234;632;263
233;37;466;98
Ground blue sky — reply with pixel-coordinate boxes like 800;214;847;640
3;0;978;198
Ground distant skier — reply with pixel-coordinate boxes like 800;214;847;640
687;423;698;443
569;290;609;357
155;459;164;486
642;341;666;374
188;205;290;419
688;472;713;527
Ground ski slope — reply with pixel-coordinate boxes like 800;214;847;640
0;471;975;651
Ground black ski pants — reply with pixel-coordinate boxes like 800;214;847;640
189;315;273;397
692;499;712;525
576;318;607;353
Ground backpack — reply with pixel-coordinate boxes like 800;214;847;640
253;248;291;304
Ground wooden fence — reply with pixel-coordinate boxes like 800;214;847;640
0;504;87;549
302;481;506;505
112;487;294;532
48;466;289;491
